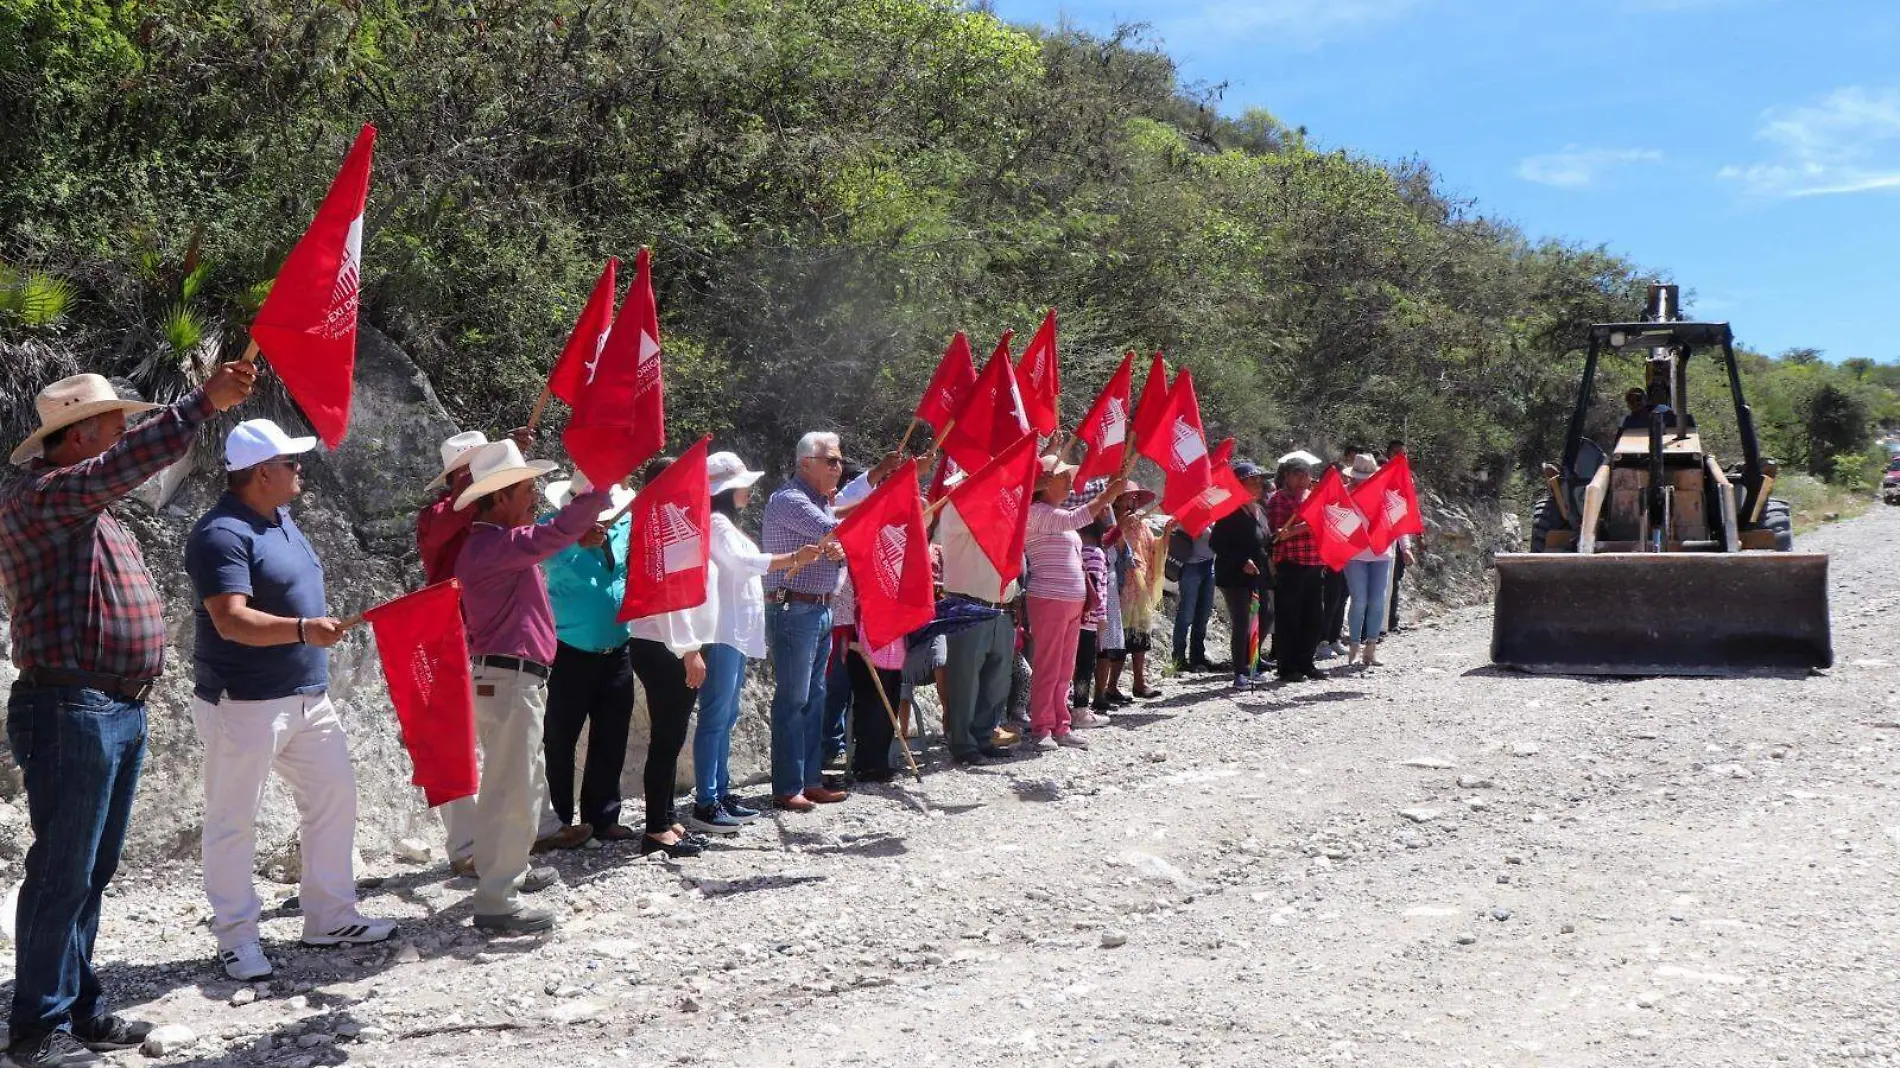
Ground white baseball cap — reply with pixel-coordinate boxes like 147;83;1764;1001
224;419;318;472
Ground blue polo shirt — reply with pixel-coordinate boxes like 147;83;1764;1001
542;511;633;653
185;493;329;702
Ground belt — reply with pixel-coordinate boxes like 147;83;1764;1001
472;654;551;680
948;593;1011;611
772;590;831;605
17;668;156;703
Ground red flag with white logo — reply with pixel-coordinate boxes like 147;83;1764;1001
1074;351;1134;484
1172;438;1245;537
834;459;935;651
944;431;1040;586
547;257;619;406
1209;437;1236;467
941;331;1030;475
1349;452;1425;554
361;579;477;808
1296;466;1373;571
1130;351;1169;452
568;246;665;492
1139;369;1213;515
249;123;376;447
619;435;710;621
916;331;978;431
1016;308;1060;435
925;453;961;506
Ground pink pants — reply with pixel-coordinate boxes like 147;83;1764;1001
1027;595;1086;738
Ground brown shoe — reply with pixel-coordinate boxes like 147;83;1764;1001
802;786;849;805
532;823;594;854
991;725;1022;746
449;856;477;878
594;823;639;842
772;794;816;812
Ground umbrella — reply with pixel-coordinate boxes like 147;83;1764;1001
906;597;1004;648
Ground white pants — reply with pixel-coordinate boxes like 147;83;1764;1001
192;692;359;949
470;664;548;917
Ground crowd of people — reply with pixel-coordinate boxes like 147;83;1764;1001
0;362;1420;1068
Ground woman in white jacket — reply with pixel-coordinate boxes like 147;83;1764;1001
685;452;825;836
1342;454;1394;667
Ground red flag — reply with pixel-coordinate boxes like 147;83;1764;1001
620;435;711;621
1296;466;1373;571
250;123;376;447
1131;351;1169;452
1173;448;1248;537
547;257;619;406
943;431;1040;586
925;454;961;506
1140;369;1213;514
1209;437;1236;467
1074;351;1134;484
567;246;665;491
1016;308;1060;435
916;331;978;431
1350;453;1426;554
834;459;936;650
941;332;1029;475
361;580;477;807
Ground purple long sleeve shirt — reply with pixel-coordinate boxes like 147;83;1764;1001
456;490;609;665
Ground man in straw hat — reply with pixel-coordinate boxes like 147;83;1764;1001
2;361;255;1068
184;419;398;981
453;440;609;934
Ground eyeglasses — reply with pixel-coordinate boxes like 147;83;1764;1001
808;455;843;468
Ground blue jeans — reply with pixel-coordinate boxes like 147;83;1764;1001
6;685;146;1043
1171;558;1215;664
693;643;748;807
822;639;851;759
1344;557;1394;645
764;601;832;797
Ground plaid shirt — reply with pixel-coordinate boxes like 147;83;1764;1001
1265;487;1322;567
0;388;215;679
760;476;841;596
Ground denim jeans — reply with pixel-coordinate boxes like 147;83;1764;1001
1171;558;1215;664
693;643;748;808
6;685;146;1043
1343;557;1394;645
822;634;851;759
764;600;832;796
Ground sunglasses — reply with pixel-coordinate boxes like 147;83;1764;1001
808;455;844;468
258;458;302;472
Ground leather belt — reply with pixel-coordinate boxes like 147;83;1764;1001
472;654;551;680
772;590;832;605
16;668;156;703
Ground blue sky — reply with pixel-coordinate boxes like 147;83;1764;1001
987;0;1900;363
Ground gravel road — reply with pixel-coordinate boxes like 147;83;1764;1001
5;504;1898;1068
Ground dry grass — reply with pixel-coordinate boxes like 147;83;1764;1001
1778;471;1872;534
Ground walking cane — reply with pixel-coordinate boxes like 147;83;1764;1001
854;646;925;784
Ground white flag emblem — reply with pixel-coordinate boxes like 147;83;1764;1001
582;328;610;386
1100;397;1127;447
1197;485;1231;510
997;484;1024;529
1324;502;1363;542
633;330;662;397
1170;419;1206;470
315;214;363;341
1382;488;1408;529
645;501;703;581
872;523;908;599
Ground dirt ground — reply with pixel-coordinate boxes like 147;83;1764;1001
4;503;1898;1068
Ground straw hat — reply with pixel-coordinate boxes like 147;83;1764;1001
1277;449;1323;470
426;431;491;490
1115;479;1157;511
1348;453;1380;479
453;440;558;511
706;451;765;496
543;475;635;521
11;374;160;465
1037;454;1079;480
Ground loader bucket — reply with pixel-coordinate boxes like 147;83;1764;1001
1491;552;1832;675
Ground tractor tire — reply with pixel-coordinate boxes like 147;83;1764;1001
1530;493;1567;553
1760;497;1795;552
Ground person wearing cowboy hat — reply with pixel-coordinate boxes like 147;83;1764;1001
1022;454;1121;751
1;361;255;1068
452;440;609;934
535;475;639;849
183;419;398;981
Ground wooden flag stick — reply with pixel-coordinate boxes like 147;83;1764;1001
526;386;553;434
855;645;925;783
928;419;956;455
340;613;365;629
896;416;920;456
781;531;837;584
238;338;260;365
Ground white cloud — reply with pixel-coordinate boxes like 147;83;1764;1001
1163;0;1424;51
1515;146;1664;189
1720;86;1900;197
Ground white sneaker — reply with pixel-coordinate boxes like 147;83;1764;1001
1232;674;1254;691
1056;732;1090;749
1072;709;1112;728
1314;644;1338;661
1033;733;1059;751
302;916;398;947
221;941;273;980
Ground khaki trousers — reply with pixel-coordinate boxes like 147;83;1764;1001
469;664;548;917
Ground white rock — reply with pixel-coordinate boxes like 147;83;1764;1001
1510;742;1541;757
1401;757;1455;770
543;999;604;1024
1099;931;1129;949
1457;774;1493;789
393;942;421;964
1399;808;1442;823
229;987;257;1006
393;838;434;864
142;1024;199;1056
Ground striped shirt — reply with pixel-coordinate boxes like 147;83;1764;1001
1023;501;1097;602
0;387;215;679
1079;544;1107;628
760;477;841;596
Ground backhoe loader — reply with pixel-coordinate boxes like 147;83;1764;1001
1491;283;1832;675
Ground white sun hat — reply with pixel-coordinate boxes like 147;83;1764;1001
1037;454;1079;479
426;430;491;490
452;440;559;511
224;419;318;471
706;451;765;497
10;374;161;465
543;474;635;521
1277;450;1324;469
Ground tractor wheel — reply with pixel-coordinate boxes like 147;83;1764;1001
1530;493;1567;553
1760;497;1795;552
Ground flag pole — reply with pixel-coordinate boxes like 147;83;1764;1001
896;417;920;456
928;419;956;454
238;338;260;365
526;386;553;434
855;646;925;783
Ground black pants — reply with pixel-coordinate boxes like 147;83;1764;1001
1320;568;1348;645
1221;583;1269;673
1073;628;1099;697
1274;563;1326;679
845;652;900;774
627;638;698;834
1388;551;1406;630
543;641;635;829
